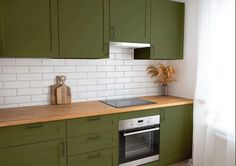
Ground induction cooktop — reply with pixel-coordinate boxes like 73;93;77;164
100;98;156;108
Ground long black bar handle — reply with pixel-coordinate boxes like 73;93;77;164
110;26;115;39
60;141;65;157
25;123;42;129
161;109;165;121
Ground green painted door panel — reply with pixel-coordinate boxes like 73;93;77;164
150;0;184;60
141;161;159;166
68;148;118;166
67;131;117;156
67;115;114;137
160;105;193;166
110;0;150;43
0;121;66;149
116;108;161;121
0;140;66;166
0;0;58;58
58;0;109;59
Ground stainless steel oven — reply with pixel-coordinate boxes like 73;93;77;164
119;115;160;166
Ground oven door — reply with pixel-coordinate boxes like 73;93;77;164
119;125;160;166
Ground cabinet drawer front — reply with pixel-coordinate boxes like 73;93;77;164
68;149;115;166
0;121;66;148
67;115;114;137
0;140;66;166
67;131;117;156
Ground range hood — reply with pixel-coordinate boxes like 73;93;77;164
110;42;150;49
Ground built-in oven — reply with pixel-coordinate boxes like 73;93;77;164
119;115;160;166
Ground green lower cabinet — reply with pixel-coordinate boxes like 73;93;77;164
141;161;159;166
160;105;193;166
0;140;66;166
68;148;118;166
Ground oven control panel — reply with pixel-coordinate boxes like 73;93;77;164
119;115;160;131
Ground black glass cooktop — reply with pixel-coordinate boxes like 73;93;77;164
100;98;156;108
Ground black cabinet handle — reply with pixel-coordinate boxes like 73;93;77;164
161;110;165;121
87;152;101;159
87;116;101;121
25;123;42;129
110;26;115;39
60;141;65;157
151;46;155;57
87;135;101;140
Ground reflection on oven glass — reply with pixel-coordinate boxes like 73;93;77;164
125;132;154;159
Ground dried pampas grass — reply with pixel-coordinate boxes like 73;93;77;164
147;64;176;85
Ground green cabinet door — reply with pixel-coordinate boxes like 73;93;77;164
0;140;66;166
0;0;58;58
134;0;184;60
160;105;193;166
110;0;150;43
150;0;184;59
58;0;109;59
68;148;118;166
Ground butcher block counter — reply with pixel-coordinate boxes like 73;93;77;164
0;96;193;127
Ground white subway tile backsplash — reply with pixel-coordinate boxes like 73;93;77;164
107;84;123;90
115;66;132;71
106;59;123;66
97;66;115;72
107;72;124;78
0;47;163;108
30;80;54;87
42;59;65;65
18;88;42;95
30;66;53;73
65;59;86;65
16;59;41;66
97;78;115;84
88;84;106;91
0;74;17;81
97;90;115;97
54;66;76;72
2;66;29;73
3;81;30;88
87;59;106;66
76;66;96;72
0;59;15;65
87;72;106;78
5;96;30;104
66;73;86;79
17;74;42;81
116;89;132;95
0;89;17;96
31;95;50;102
78;79;97;85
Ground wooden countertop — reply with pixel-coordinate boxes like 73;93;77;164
0;96;193;128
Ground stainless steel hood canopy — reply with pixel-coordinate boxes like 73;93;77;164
110;42;150;49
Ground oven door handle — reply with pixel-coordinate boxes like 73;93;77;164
123;127;160;137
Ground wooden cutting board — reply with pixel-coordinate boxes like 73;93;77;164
50;76;60;105
56;84;71;105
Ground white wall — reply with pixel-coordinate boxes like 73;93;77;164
169;0;199;99
0;47;165;108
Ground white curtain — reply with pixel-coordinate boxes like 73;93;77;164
193;0;235;166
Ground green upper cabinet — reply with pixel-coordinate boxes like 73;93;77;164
0;140;66;166
160;105;193;166
58;0;109;59
110;0;151;43
0;0;59;58
134;0;185;60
